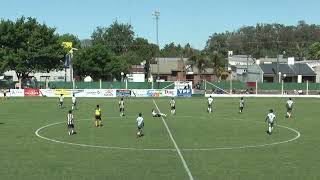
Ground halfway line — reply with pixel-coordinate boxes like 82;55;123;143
152;99;194;180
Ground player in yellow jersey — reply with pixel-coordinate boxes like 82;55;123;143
94;105;102;127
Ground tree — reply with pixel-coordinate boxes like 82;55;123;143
208;51;226;80
160;42;183;57
0;17;66;80
205;21;320;60
188;52;209;81
308;42;320;60
58;33;81;49
130;38;158;78
91;21;134;55
73;44;128;80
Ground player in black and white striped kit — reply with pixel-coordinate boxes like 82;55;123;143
67;110;76;135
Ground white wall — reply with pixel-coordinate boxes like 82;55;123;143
4;69;72;82
315;66;320;83
127;74;145;82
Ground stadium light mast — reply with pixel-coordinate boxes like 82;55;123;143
153;11;160;84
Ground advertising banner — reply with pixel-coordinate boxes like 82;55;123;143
103;89;116;97
83;89;102;97
39;89;55;97
24;88;40;97
147;89;164;97
39;89;116;97
177;89;192;97
116;89;131;97
131;89;148;97
9;89;24;97
164;89;176;97
54;89;72;97
71;89;85;97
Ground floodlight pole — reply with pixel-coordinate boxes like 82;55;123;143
153;11;160;88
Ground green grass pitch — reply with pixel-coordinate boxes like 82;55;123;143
1;97;320;180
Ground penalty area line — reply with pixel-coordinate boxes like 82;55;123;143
152;99;194;180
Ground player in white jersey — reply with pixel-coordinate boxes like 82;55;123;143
265;109;276;135
170;98;176;115
152;109;167;117
286;98;294;118
239;97;245;113
136;113;144;137
207;96;213;113
59;94;64;108
119;98;125;117
67;110;76;135
71;94;77;110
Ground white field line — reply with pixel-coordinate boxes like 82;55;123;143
35;119;174;151
34;118;301;152
152;99;194;180
183;122;301;151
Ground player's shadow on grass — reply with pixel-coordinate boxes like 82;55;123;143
0;122;5;125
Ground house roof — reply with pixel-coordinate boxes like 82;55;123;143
259;64;316;76
150;57;214;75
150;61;178;74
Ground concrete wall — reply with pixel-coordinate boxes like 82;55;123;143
315;66;320;83
247;64;263;82
4;69;72;82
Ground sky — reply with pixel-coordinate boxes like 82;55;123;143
1;0;320;49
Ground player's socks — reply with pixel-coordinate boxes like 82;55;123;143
95;121;98;127
269;126;272;134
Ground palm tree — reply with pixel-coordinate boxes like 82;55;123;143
188;52;209;82
209;51;225;81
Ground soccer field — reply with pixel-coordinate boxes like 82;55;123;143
1;97;320;180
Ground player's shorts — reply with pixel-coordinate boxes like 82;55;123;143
239;106;244;110
72;102;76;106
137;122;144;130
68;124;74;129
269;122;274;127
95;115;101;120
287;107;292;112
171;106;176;110
119;108;124;112
59;102;63;105
153;114;161;117
3;93;6;97
208;104;212;108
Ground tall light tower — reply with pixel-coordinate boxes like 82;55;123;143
153;11;160;83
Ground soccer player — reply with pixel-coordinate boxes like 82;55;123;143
239;97;245;113
207;96;213;113
119;97;125;117
136;113;144;137
59;94;64;108
265;109;276;135
152;108;167;117
3;89;7;100
67;110;76;135
170;98;176;115
71;94;77;110
94;105;102;127
286;97;294;118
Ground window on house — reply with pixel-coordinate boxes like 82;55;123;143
172;71;177;76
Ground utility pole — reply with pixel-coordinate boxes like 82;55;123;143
246;55;249;82
276;41;279;83
153;11;160;87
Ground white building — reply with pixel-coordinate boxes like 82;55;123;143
4;68;72;82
